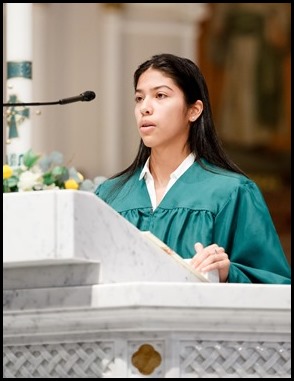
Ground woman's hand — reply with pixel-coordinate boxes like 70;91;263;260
190;242;230;283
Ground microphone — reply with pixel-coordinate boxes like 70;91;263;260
3;90;96;107
59;91;96;105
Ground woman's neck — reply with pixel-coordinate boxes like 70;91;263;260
149;149;191;184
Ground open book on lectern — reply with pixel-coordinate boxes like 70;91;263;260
141;231;219;283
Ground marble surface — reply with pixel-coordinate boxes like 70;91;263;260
4;282;291;341
3;190;217;284
3;282;291;312
3;283;291;378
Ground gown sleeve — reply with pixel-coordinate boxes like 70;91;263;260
214;181;291;284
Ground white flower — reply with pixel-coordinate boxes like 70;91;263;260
17;170;43;191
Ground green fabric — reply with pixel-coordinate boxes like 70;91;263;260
96;162;291;284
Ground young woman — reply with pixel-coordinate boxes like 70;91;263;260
95;53;291;284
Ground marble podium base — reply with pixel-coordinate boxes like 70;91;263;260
3;283;291;378
3;191;291;378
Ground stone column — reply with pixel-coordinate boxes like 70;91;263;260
5;3;33;167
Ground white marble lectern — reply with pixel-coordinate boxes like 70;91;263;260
3;191;291;378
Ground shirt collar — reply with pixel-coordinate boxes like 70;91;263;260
139;153;195;181
139;157;151;180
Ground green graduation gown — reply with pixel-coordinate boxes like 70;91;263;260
95;162;291;284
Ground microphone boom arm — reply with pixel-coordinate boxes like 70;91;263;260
3;100;60;107
3;90;96;107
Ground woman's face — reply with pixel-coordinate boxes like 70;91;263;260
134;68;192;151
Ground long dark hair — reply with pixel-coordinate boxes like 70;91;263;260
110;53;246;184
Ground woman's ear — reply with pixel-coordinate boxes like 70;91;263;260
189;100;203;122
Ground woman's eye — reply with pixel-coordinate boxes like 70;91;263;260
135;96;143;103
157;93;166;99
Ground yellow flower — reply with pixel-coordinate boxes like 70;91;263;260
3;164;13;179
64;178;79;190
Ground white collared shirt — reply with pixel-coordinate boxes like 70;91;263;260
139;153;195;210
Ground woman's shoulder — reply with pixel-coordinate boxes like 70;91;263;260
191;161;262;202
195;161;253;186
95;170;140;198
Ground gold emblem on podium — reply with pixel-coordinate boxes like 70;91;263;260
131;343;162;375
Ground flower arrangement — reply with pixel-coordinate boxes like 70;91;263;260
3;149;106;193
